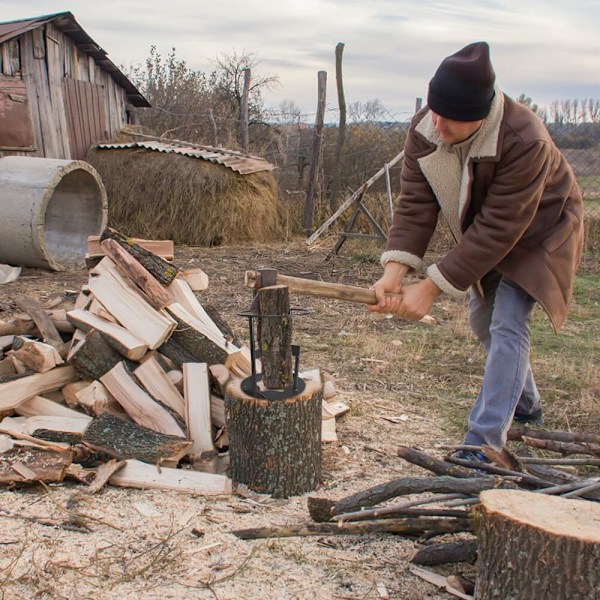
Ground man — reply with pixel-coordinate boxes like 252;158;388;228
369;42;584;454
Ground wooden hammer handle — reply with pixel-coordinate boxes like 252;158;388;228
244;271;402;305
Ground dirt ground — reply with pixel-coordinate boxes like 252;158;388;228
0;240;533;599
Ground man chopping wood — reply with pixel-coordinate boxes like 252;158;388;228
369;42;584;456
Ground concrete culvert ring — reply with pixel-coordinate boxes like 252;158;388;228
0;157;108;270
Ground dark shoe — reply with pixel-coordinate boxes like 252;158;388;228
451;449;489;463
513;408;544;426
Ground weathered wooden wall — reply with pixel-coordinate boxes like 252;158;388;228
0;22;130;159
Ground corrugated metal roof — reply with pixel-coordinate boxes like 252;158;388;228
96;140;276;175
0;12;150;107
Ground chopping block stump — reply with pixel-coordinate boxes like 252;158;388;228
224;374;323;498
475;489;600;599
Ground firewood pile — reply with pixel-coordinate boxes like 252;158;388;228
229;433;600;598
0;228;347;494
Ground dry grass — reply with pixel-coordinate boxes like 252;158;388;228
86;148;282;246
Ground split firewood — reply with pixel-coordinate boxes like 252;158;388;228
9;337;63;373
13;295;69;358
16;395;88;420
231;516;473;540
88;234;174;261
100;238;175;310
308;475;518;522
85;459;127;494
178;267;209;291
411;539;478;566
73;380;127;418
100;227;179;285
82;413;191;464
0;446;72;485
87;298;119;323
88;264;176;350
62;381;92;407
208;364;231;396
202;303;242;347
409;566;474;600
108;459;231;495
100;362;186;437
521;435;600;457
0;365;78;412
168;279;224;340
166;369;183;392
183;363;215;457
321;418;337;443
158;337;203;368
134;355;186;419
476;489;600;599
0;434;14;453
68;329;136;381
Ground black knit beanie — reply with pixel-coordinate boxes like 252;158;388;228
427;42;495;121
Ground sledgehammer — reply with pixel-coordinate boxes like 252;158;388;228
244;268;403;306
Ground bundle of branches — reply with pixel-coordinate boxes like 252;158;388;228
86;147;282;247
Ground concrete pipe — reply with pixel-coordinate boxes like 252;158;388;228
0;156;108;270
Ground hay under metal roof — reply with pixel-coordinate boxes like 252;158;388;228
96;140;276;175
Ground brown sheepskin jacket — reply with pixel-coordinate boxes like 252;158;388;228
382;90;584;331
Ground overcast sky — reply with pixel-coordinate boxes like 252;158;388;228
2;0;600;120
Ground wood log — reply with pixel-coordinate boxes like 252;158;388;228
231;516;472;540
100;362;186;437
411;539;478;566
16;395;88;420
257;285;293;389
108;459;231;495
475;489;600;599
202;303;242;347
397;446;477;478
68;329;133;381
183;363;214;456
134;355;185;419
88;235;174;260
0;310;74;337
87;298;119;323
100;238;175;310
0;447;72;484
158;337;202;368
82;413;191;464
9;337;63;373
225;375;322;498
85;459;127;494
508;428;600;444
308;476;517;522
521;435;600;457
62;381;91;407
166;303;240;366
0;366;78;412
100;227;179;285
88;267;176;350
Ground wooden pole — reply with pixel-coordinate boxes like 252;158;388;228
303;70;327;234
240;68;250;153
384;162;393;221
330;42;347;211
415;97;423;113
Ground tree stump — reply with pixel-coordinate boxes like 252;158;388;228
475;489;600;599
224;375;322;498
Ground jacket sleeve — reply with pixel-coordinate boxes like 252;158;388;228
382;123;440;272
429;139;553;294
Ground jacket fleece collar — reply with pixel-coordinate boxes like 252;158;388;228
414;87;504;237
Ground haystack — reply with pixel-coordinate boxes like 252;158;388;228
86;147;281;246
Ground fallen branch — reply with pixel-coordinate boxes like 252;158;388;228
231;516;473;540
411;539;477;566
521;436;600;457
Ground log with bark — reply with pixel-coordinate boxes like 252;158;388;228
475;489;600;599
411;539;478;566
82;413;192;464
0;446;72;484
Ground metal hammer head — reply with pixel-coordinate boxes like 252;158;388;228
255;267;277;288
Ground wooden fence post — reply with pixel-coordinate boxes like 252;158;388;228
240;68;251;152
330;42;347;211
303;70;327;234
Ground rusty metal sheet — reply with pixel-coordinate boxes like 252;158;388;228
96;141;276;175
0;74;35;150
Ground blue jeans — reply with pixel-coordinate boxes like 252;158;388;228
464;275;541;449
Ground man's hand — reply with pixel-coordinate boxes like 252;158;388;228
368;262;409;313
396;278;441;320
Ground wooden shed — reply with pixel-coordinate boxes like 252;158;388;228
0;11;150;160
